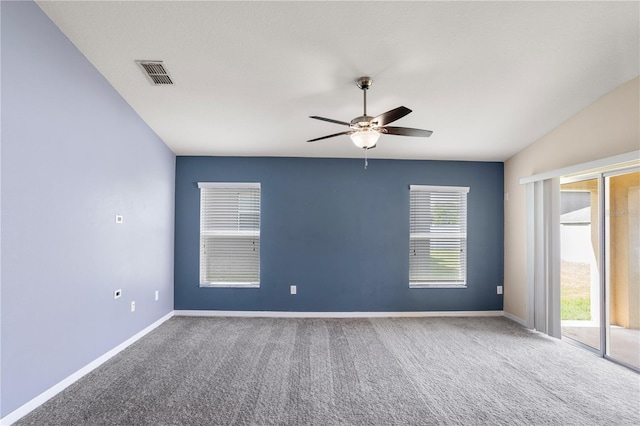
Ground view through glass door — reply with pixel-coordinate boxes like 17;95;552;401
605;170;639;369
560;177;601;351
560;169;640;370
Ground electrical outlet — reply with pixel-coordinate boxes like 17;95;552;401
290;285;297;295
115;214;123;224
114;289;122;299
155;290;159;301
497;286;503;295
131;301;136;312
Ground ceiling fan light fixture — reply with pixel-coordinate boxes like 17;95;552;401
350;129;380;149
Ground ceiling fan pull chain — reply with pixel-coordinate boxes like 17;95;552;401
364;147;368;170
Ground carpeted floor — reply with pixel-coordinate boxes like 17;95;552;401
15;316;640;425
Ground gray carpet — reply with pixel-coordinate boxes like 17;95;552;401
16;316;640;425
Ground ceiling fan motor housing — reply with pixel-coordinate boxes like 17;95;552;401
350;115;376;129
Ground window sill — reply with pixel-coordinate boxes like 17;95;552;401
200;283;260;288
409;284;467;289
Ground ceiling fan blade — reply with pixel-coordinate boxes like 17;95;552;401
307;131;354;142
309;116;351;126
382;126;433;137
372;106;412;126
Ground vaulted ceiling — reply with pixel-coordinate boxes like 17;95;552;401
36;1;639;161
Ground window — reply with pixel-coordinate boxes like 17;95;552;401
198;182;260;287
409;185;469;287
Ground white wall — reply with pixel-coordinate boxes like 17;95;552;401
503;76;639;321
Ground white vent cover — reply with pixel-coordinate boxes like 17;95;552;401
136;60;173;85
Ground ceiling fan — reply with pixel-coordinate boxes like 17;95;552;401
307;76;433;150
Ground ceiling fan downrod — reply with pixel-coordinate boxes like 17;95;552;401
355;76;373;117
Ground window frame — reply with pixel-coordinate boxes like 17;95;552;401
409;184;469;289
198;182;261;288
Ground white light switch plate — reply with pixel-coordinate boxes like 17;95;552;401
290;285;297;295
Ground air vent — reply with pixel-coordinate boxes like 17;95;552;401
136;60;173;85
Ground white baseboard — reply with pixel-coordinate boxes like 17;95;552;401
0;311;174;426
503;311;529;327
175;310;504;318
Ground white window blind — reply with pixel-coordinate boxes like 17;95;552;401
198;182;260;287
409;185;469;287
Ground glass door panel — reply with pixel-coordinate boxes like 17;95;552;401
560;178;601;350
606;170;640;369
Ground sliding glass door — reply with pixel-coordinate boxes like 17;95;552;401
560;168;639;370
560;177;601;350
605;170;639;369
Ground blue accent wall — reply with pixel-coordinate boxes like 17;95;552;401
175;157;503;312
1;1;175;417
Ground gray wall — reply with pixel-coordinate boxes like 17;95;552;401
1;1;175;417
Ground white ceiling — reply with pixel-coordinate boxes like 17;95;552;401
36;0;639;161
